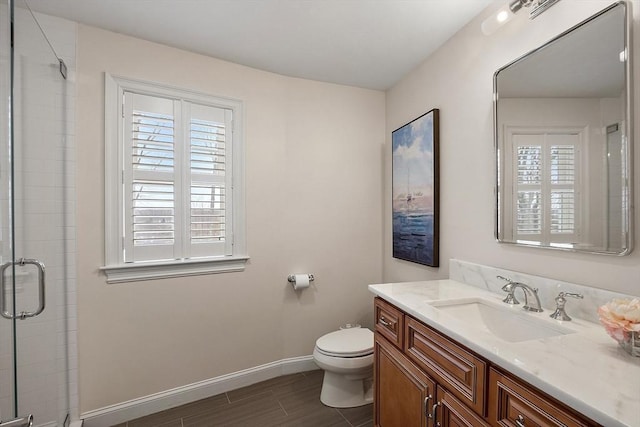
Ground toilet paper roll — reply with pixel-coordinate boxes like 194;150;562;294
292;274;310;290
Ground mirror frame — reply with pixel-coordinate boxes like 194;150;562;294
493;1;633;255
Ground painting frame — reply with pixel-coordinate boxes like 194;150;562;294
392;109;439;267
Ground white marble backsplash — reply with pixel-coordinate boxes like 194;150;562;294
449;259;638;325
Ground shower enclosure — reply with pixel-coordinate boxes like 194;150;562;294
0;1;76;426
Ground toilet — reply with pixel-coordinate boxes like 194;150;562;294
312;327;374;408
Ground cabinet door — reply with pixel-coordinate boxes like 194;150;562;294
375;333;436;427
434;386;490;427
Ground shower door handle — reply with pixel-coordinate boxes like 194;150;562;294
0;414;33;427
0;258;46;320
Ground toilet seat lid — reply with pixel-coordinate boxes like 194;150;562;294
315;328;373;357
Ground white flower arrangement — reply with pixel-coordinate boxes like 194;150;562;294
598;298;640;356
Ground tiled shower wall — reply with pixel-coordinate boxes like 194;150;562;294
0;6;77;426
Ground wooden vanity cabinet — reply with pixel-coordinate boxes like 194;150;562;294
373;297;601;427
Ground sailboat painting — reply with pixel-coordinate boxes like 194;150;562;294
392;109;439;267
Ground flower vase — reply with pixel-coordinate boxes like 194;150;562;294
619;330;640;357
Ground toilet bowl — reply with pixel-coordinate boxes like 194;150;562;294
312;327;374;408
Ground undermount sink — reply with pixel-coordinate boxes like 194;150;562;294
429;297;574;343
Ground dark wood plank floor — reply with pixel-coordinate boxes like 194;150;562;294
112;370;373;427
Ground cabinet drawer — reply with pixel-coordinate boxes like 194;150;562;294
488;368;599;427
405;316;487;417
375;297;404;348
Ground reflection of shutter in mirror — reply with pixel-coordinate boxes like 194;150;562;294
550;145;575;235
512;132;579;246
516;144;542;237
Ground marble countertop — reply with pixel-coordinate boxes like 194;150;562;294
369;280;640;427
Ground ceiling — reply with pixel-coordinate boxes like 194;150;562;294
24;0;493;90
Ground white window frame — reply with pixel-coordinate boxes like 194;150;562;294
102;74;247;283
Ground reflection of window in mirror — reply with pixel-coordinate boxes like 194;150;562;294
503;128;582;248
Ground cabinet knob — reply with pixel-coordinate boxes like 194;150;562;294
515;414;526;427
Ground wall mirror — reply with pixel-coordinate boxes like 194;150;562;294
494;2;632;255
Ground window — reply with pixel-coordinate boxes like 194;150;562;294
103;75;247;283
510;130;581;247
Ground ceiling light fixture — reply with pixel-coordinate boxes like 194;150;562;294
496;10;510;23
508;0;534;14
482;0;562;35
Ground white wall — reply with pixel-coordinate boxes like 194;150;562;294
384;0;640;296
76;26;384;412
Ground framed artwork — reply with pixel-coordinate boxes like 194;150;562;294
392;109;439;267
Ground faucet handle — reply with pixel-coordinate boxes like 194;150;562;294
561;292;584;300
497;276;520;305
549;291;583;321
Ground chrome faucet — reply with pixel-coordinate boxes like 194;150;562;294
497;276;543;312
549;291;583;321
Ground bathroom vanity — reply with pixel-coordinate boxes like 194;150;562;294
369;278;640;427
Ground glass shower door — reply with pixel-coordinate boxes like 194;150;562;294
1;1;70;426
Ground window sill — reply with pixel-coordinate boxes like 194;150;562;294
101;256;249;284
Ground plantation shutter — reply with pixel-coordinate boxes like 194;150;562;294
549;140;576;237
512;132;579;245
123;92;180;262
515;142;542;237
186;103;232;257
122;92;233;262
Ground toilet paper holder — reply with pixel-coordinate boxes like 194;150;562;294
287;274;315;283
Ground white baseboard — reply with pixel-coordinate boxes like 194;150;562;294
81;356;317;427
